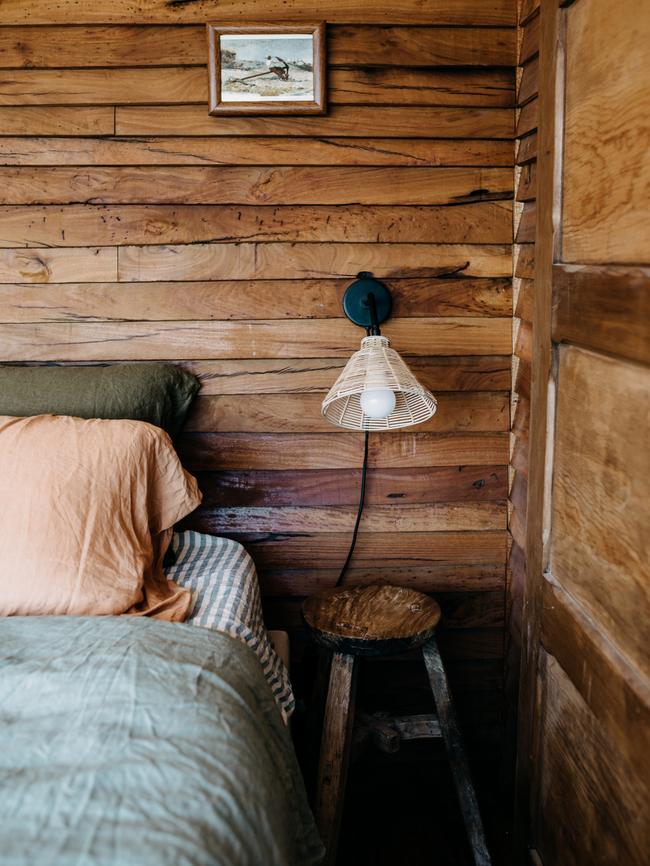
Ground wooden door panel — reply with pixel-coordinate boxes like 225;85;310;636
537;653;650;866
551;345;650;674
562;0;650;264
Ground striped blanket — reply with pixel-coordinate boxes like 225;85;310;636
166;530;295;723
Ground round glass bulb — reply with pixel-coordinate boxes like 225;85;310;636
360;388;396;419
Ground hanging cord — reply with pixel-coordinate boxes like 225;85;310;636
335;289;379;587
335;430;370;587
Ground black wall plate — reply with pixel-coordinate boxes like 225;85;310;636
342;272;393;328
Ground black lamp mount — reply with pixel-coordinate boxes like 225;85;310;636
342;272;393;336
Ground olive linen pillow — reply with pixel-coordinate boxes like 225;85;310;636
0;364;199;438
0;415;202;619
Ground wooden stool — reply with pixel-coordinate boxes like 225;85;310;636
303;584;491;866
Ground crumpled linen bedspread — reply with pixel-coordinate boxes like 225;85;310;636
0;616;323;866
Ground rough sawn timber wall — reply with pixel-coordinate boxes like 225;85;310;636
0;0;516;740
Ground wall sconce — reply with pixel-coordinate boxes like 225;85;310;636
322;273;437;429
321;273;438;583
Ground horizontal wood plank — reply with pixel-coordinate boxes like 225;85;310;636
177;431;510;470
520;11;540;63
514;278;534;324
0;166;513;206
552;264;650;364
184;356;512;393
192;503;506;533
330;26;515;67
518;55;539;105
195;465;508;507
516;98;538;137
514;243;534;279
115;105;514;138
327;67;515;107
0;3;517;26
0;137;514;168
184;391;510;433
515;201;536;243
0;106;114;135
0;66;207;105
117;242;512;281
0;247;116;283
516;131;537;165
0;317;512;359
519;0;540;26
516;160;536;202
0;66;515;108
0;357;510;394
0;279;512;323
258;563;506;595
0;25;515;67
0;202;513;247
207;530;508;569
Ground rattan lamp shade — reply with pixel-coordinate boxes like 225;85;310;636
322;335;437;431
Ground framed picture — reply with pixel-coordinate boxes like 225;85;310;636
206;23;326;115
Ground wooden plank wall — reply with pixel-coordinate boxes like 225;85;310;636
0;0;516;734
505;0;538;717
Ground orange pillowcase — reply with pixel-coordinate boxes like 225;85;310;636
0;415;202;620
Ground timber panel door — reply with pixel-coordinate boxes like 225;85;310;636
516;1;650;864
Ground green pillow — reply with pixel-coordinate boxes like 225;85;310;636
0;364;199;438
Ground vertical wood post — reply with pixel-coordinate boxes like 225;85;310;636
423;636;492;866
316;651;358;866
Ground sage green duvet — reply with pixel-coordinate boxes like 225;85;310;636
0;617;323;866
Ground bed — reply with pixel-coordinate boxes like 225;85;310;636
0;531;323;866
0;365;324;866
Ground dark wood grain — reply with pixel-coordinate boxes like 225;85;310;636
184;391;509;433
177;431;510;471
0;24;515;66
115;105;514;138
195;465;508;507
0;281;513;322
0;166;513;206
0;202;513;247
0;318;512;360
0;136;514;167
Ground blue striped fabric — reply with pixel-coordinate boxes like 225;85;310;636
165;530;295;724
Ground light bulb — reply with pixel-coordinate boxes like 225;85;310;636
360;388;396;419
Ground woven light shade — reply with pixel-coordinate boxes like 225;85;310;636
322;335;437;430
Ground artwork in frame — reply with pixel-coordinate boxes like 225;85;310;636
206;23;326;115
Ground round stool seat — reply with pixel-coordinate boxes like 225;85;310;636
303;583;441;657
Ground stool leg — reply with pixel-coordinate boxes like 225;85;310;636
422;637;492;866
316;652;358;866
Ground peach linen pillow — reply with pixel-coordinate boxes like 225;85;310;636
0;415;202;620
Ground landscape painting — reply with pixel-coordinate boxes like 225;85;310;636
221;34;314;102
207;24;326;115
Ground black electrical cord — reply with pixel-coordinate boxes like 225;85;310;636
335;430;370;587
335;289;380;587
